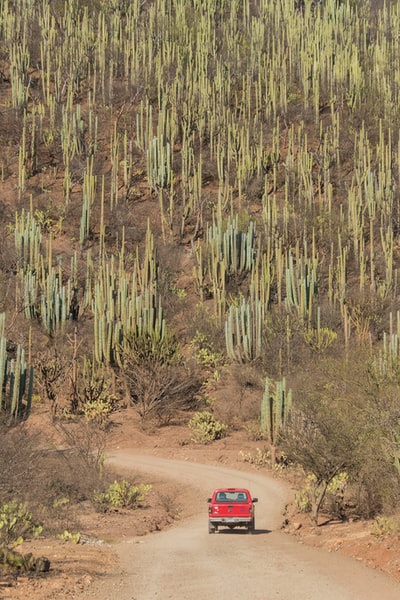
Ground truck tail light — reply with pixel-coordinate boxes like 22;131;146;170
249;504;254;514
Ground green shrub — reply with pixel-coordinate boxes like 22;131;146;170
92;480;152;512
81;392;117;424
303;327;337;353
371;515;400;538
188;411;227;444
57;530;81;544
0;501;43;548
239;447;270;468
52;497;70;508
295;472;348;515
190;332;225;370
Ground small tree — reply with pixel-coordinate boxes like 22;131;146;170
0;421;41;503
121;333;200;422
35;349;69;417
123;356;199;422
281;395;362;526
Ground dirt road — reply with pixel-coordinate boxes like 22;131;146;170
83;451;400;600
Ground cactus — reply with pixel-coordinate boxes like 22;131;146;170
261;376;292;465
195;215;257;319
80;158;97;245
21;256;73;337
225;295;263;362
284;249;318;322
0;328;33;421
147;136;171;190
372;311;400;378
91;225;169;366
14;208;43;274
206;215;256;278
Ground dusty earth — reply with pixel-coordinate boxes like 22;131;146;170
1;409;400;599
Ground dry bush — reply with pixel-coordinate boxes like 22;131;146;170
187;303;226;355
154;242;189;324
0;421;42;504
34;349;70;416
123;356;201;423
211;364;264;429
52;422;107;495
26;421;115;534
0;420;88;536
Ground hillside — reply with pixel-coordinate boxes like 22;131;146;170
1;0;400;590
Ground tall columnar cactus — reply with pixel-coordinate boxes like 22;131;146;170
195;215;257;319
14;209;42;273
40;265;73;336
370;311;400;475
93;281;167;366
80;158;97;245
225;295;263;362
147;136;171;190
373;311;400;378
250;251;274;320
284;250;318;321
0;335;7;411
92;226;167;366
207;215;256;278
0;331;33;421
22;258;73;336
135;222;159;292
15;202;76;337
261;376;292;465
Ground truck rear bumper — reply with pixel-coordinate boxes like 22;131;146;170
209;517;252;525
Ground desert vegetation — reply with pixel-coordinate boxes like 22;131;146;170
1;0;400;552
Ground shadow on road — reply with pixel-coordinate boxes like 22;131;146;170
215;528;272;535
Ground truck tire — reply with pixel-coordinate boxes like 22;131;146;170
208;522;216;534
248;518;255;534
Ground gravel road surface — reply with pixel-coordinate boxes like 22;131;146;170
83;451;400;600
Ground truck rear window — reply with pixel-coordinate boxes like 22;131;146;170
215;491;248;502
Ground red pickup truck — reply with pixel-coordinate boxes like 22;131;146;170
207;488;258;534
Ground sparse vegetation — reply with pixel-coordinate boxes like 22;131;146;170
92;481;152;512
371;515;400;538
240;447;270;468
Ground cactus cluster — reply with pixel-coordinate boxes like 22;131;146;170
225;295;263;363
147;136;172;191
14;209;42;273
284;249;318;322
261;376;292;464
0;322;33;421
92;225;167;365
194;215;256;319
207;215;256;278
